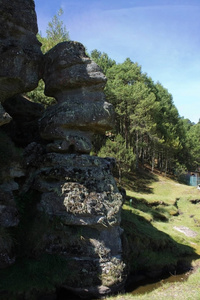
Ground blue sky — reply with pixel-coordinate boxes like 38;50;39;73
34;0;200;123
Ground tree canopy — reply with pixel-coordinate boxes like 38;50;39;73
27;10;200;179
91;53;200;177
27;8;70;106
38;8;70;54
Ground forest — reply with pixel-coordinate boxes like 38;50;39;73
28;9;200;180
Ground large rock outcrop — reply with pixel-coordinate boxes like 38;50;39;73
0;0;42;125
28;41;126;298
24;150;126;298
40;41;115;154
0;2;127;299
0;0;42;270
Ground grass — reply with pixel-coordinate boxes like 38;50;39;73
124;171;200;249
2;164;200;299
105;169;200;300
106;264;200;300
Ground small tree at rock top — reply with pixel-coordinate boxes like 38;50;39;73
27;8;70;106
38;8;70;54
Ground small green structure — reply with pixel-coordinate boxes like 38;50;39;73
189;172;200;186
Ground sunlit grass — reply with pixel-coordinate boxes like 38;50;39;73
125;173;200;251
104;171;200;300
126;174;200;205
108;260;200;299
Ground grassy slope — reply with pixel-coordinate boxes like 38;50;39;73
107;169;200;300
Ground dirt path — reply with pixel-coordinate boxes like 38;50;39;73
173;226;198;237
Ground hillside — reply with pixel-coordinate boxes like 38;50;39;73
107;169;200;299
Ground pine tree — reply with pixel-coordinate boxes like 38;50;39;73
27;8;70;106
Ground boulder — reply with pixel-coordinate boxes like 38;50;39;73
24;151;127;297
0;1;127;298
40;41;115;154
0;0;42;125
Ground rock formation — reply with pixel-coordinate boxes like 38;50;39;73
0;0;43;125
3;95;45;146
40;41;115;154
27;41;126;298
0;1;127;299
0;0;42;271
25;151;126;298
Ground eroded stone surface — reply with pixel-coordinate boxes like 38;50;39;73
2;95;44;146
23;148;127;297
0;189;19;268
43;41;107;98
0;104;12;126
0;190;19;227
40;41;115;154
0;0;42;126
28;153;122;226
0;1;127;297
0;0;42;272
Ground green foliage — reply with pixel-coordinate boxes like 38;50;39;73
105;59;161;169
28;9;200;173
98;134;135;182
27;79;56;107
96;55;197;175
174;162;188;183
185;122;200;170
38;8;70;54
27;8;70;106
90;49;116;74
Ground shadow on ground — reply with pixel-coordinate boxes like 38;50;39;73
121;207;199;292
121;169;159;194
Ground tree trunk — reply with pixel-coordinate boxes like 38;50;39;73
165;151;168;176
135;130;139;170
118;166;122;184
152;147;155;173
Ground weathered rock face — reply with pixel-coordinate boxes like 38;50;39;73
2;95;45;146
32;154;122;227
0;105;12;126
40;42;115;154
23;41;126;298
24;150;127;298
0;131;24;268
0;189;19;269
0;1;127;298
0;0;42;125
0;0;42;270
